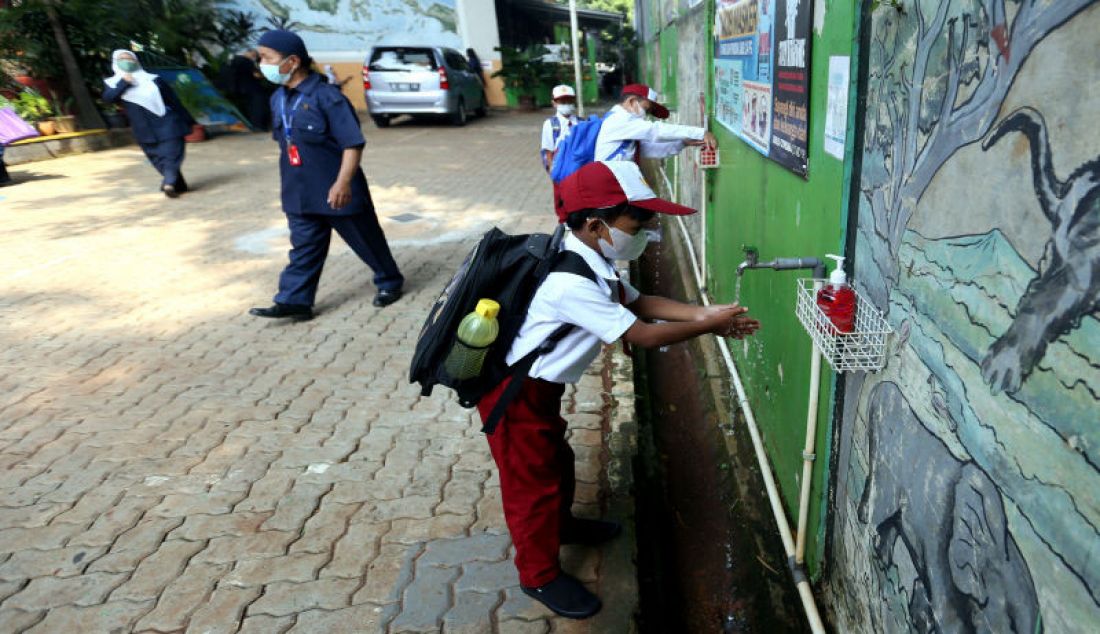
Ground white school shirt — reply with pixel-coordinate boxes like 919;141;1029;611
540;112;580;152
594;104;706;162
506;232;641;384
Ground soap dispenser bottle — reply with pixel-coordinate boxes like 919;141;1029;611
817;254;856;334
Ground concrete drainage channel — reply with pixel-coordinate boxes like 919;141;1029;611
632;239;809;633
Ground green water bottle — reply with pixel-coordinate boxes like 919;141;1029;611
444;299;500;380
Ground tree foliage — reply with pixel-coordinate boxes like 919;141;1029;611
0;0;257;89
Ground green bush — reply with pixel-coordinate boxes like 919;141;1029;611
11;89;53;122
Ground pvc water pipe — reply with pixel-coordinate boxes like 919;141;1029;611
659;167;826;633
795;285;824;564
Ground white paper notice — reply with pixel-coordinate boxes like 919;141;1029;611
824;56;850;160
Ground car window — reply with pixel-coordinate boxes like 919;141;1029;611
369;48;438;72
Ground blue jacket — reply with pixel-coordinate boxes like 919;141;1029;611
271;73;370;216
103;77;195;144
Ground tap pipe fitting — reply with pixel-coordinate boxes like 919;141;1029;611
736;254;826;279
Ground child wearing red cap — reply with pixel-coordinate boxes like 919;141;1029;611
595;83;718;163
478;161;759;619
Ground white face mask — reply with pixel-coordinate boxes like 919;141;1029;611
626;100;647;118
556;103;576;116
598;222;649;261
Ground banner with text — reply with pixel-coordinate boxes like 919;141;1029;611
714;0;812;176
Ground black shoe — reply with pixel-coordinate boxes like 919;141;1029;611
522;573;601;619
0;161;10;186
176;175;188;193
373;288;403;307
249;303;313;321
163;184;179;198
561;518;622;545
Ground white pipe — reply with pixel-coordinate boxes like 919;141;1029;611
569;0;585;118
701;104;708;281
796;291;823;563
663;167;826;634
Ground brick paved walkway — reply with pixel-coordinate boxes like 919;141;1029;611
0;113;638;633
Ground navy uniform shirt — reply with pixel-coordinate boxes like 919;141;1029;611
271;73;370;216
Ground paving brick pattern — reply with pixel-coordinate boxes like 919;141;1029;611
0;113;637;633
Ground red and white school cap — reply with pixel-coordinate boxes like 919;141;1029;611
555;161;696;222
620;83;670;119
551;84;576;100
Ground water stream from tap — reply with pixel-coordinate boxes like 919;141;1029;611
734;276;743;305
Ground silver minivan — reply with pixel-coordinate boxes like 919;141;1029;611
363;46;488;127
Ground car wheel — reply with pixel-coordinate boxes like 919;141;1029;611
450;99;467;127
474;92;488;118
371;114;391;128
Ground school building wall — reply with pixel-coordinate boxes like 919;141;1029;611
638;0;1100;631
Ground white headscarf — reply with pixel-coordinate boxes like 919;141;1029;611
105;50;166;117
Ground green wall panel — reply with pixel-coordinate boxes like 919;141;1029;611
703;0;858;577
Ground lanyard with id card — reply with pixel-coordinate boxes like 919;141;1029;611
281;93;305;167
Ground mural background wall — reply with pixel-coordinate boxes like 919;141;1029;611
224;0;460;54
829;1;1100;632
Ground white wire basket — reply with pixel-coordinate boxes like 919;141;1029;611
699;147;720;169
795;279;893;373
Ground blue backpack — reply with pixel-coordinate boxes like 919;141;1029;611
549;114;631;183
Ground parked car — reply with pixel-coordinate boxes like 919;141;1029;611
363;46;487;127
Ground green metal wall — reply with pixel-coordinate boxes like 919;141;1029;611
702;2;858;577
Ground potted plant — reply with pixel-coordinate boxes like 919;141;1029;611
492;46;551;111
12;88;54;135
49;92;77;134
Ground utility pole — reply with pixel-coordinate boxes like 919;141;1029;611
569;0;584;117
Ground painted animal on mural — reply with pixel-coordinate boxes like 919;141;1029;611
979;107;1100;394
857;382;1041;633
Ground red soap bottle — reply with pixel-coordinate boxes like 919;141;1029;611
817;254;856;334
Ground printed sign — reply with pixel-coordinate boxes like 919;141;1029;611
714;0;812;177
824;56;850;159
769;0;811;175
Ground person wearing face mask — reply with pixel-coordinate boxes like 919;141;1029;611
594;83;717;164
248;30;404;321
103;50;196;198
476;160;760;619
540;85;581;173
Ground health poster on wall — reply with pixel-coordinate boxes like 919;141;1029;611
714;0;812;176
769;0;812;175
714;0;773;154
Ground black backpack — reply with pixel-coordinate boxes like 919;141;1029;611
409;225;596;433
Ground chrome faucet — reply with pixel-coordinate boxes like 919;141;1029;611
736;245;759;277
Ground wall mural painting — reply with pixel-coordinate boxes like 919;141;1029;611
224;0;460;52
830;1;1099;633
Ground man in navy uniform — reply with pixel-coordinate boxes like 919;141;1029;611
250;30;404;321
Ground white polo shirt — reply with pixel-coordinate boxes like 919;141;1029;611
506;232;641;384
540;113;580;152
594;104;706;162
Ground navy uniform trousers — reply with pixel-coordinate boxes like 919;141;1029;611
139;137;185;189
275;204;404;307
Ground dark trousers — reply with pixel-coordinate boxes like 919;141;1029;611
275;208;404;307
140;137;185;187
478;377;575;588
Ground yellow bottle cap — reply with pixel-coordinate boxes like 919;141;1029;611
475;299;500;319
